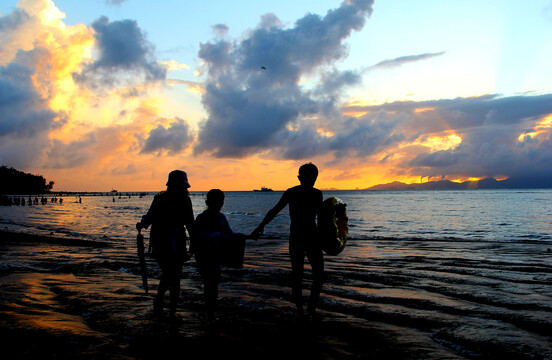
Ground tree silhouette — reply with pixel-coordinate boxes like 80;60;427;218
0;166;55;194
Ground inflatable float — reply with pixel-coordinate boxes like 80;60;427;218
318;197;348;256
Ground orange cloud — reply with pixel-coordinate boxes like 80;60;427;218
518;113;552;142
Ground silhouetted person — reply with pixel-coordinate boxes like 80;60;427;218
193;189;247;326
251;163;324;319
137;170;194;322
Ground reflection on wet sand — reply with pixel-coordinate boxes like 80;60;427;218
3;274;103;337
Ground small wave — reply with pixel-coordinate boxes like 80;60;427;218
228;211;257;216
431;333;483;358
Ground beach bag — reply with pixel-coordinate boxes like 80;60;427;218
220;235;246;269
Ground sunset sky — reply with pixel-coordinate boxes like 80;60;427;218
1;0;551;191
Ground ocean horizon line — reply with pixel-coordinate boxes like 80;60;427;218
4;187;552;196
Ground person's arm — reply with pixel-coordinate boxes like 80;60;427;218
251;191;289;239
137;197;157;231
220;213;248;240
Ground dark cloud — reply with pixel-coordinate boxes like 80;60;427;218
74;16;166;89
0;51;58;138
351;94;552;179
45;134;97;169
315;69;362;98
271;110;405;160
0;8;30;31
105;0;129;6
212;24;229;37
327;114;406;157
0;45;64;169
141;118;194;155
0;7;69;169
110;163;137;175
367;51;445;70
194;0;374;158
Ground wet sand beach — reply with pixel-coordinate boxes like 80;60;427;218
0;230;411;360
1;229;551;359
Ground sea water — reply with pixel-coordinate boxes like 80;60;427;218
1;189;551;243
0;189;551;358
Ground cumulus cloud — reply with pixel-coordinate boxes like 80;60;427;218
194;0;374;158
141;118;194;155
367;51;445;71
74;16;166;89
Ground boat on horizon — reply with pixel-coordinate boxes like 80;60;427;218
253;186;273;192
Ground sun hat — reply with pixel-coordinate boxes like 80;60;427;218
166;170;191;188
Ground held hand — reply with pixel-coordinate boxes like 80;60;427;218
236;233;247;241
250;226;264;240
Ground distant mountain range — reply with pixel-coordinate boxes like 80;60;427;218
366;177;552;190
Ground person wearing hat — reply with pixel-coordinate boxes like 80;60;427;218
137;170;194;322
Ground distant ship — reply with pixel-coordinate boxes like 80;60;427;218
253;186;273;192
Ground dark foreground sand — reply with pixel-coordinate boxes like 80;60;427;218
6;230;550;360
0;230;463;360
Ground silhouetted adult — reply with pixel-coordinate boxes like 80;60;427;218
137;170;194;322
193;189;247;326
251;163;324;319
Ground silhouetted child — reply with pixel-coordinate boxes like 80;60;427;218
251;163;324;319
193;189;247;326
137;170;194;322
